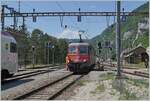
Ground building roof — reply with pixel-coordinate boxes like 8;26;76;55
123;45;146;57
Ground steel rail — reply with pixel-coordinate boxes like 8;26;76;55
103;65;149;78
22;75;83;100
1;67;63;84
1;70;52;84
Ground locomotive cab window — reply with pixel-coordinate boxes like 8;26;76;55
68;46;76;54
10;42;17;53
79;46;88;54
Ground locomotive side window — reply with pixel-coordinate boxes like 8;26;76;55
69;46;76;54
79;46;88;54
88;46;91;54
10;42;17;53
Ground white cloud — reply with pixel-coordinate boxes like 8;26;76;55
58;28;87;39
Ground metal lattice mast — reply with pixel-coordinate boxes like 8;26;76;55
116;1;121;77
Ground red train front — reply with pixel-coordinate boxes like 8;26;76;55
66;42;95;73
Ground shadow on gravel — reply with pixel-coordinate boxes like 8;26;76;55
72;67;105;75
92;66;104;71
73;71;91;75
92;69;104;71
1;79;34;91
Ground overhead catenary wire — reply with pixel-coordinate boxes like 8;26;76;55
55;2;81;30
55;2;66;28
2;3;148;32
56;2;65;11
56;2;66;28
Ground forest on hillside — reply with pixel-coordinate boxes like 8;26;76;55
5;27;68;67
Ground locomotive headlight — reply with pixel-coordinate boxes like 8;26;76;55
67;59;70;63
83;59;87;62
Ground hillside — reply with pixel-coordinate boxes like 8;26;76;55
90;2;149;59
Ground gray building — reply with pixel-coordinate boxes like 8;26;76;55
122;45;149;64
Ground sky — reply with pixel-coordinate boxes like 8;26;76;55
2;0;148;39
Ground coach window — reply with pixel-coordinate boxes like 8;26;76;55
10;42;17;53
5;43;8;50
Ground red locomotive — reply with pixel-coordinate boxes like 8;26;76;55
66;42;95;73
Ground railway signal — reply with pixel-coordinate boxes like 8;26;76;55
52;45;55;65
46;41;52;64
45;42;55;65
32;45;35;68
122;8;126;22
77;8;81;22
98;42;102;54
98;42;102;49
64;25;67;29
32;9;37;22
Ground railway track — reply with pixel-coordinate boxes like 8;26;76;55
2;68;62;84
123;70;149;78
102;63;141;69
103;66;149;78
25;64;65;70
13;73;83;100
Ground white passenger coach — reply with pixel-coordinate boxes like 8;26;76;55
1;31;18;79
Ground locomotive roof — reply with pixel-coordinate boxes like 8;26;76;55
69;42;89;46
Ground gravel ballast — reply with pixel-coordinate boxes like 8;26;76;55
1;69;70;100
